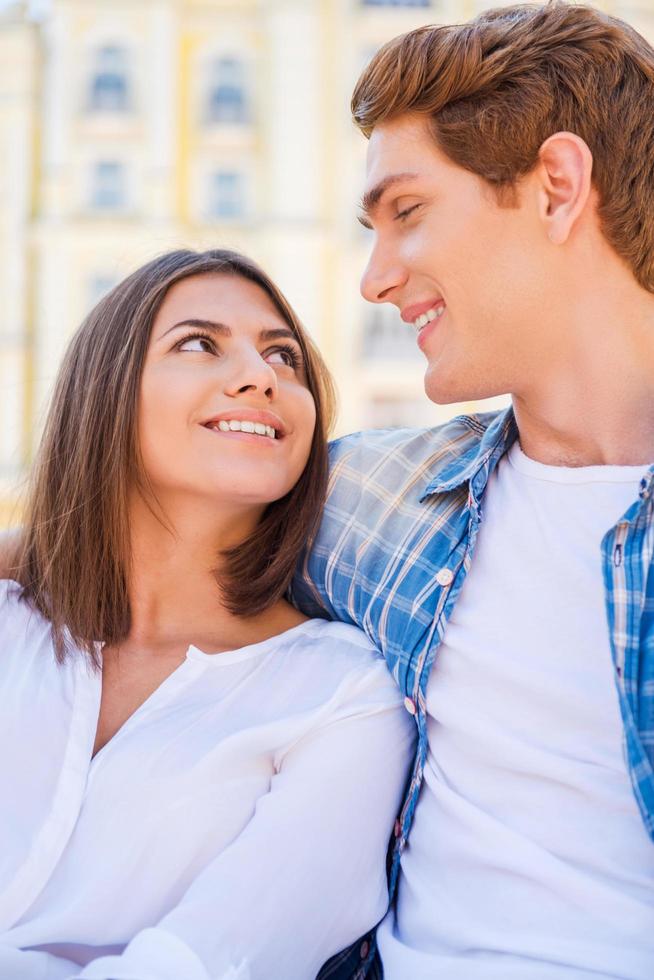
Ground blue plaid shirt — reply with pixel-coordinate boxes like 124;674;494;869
293;407;654;980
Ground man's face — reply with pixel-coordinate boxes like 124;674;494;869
359;114;553;405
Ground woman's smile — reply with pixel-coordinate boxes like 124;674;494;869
202;423;281;446
201;407;287;442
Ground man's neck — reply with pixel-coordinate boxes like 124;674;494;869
512;287;654;468
513;379;654;468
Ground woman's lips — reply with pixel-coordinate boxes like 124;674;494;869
202;425;282;447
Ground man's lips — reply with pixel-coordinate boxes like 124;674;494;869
416;310;446;350
400;298;445;324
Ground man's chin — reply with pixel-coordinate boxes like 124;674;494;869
423;364;497;408
423;364;467;406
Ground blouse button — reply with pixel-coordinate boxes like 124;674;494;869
403;696;417;715
394;819;402;838
360;941;370;960
436;567;454;587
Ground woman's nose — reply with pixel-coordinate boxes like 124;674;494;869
224;348;279;400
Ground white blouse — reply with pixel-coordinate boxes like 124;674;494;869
0;580;414;980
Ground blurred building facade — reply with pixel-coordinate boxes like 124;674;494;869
1;0;653;521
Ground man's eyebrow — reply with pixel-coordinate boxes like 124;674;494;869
159;318;299;345
358;172;420;226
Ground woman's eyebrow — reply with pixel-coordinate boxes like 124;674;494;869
259;327;299;343
160;318;231;339
158;319;299;345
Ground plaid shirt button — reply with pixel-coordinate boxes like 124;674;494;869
403;696;417;715
436;567;454;586
360;941;370;959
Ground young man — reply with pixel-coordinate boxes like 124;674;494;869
294;3;654;978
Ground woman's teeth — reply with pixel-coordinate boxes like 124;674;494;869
413;306;444;330
212;420;276;439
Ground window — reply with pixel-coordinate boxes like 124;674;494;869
90;161;127;211
206;57;249;124
208;171;246;220
361;305;420;360
89;45;130;113
362;0;430;6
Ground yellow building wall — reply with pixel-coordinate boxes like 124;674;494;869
1;0;654;525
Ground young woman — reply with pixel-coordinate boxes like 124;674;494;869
0;249;414;980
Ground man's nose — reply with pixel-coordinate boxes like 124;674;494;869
360;242;408;304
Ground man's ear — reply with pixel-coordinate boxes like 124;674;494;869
536;132;593;246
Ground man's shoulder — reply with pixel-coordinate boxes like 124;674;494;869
294;411;510;625
328;411;501;480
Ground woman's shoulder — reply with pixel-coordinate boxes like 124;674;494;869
0;578;54;661
0;577;22;600
267;618;411;769
0;578;29;625
274;617;401;705
287;617;381;662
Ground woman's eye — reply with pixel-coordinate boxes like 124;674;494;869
265;346;301;370
177;335;215;354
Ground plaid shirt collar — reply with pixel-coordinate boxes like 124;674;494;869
421;406;519;499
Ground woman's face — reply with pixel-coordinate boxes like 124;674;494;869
138;273;317;514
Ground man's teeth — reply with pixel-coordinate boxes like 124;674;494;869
413;306;445;330
214;420;276;439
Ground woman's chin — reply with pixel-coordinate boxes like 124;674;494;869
191;477;295;510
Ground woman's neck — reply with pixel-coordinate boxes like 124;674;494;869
123;491;303;656
129;494;259;646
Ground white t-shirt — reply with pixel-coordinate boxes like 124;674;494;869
378;442;654;979
0;580;415;980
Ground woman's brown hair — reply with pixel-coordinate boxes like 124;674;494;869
15;249;336;665
352;1;654;292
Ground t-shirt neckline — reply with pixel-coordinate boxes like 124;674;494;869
507;441;652;486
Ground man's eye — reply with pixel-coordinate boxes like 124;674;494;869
176;334;215;353
395;204;421;222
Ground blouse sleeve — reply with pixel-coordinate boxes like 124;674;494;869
0;945;81;980
72;657;415;980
